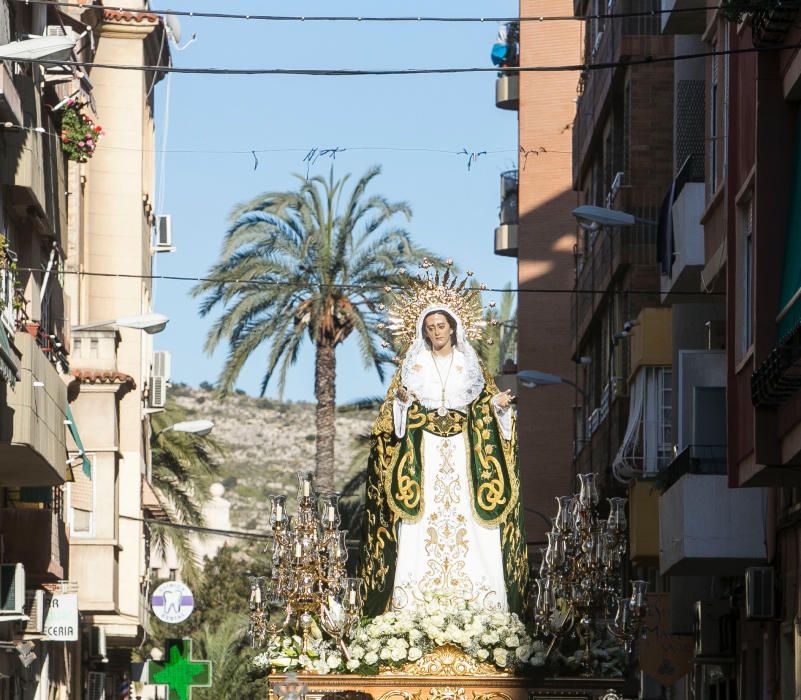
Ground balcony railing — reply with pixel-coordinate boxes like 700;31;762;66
571;206;660;343
660;444;727;492
573;0;661;179
499;170;518;225
0;494;68;583
750;0;801;46
751;316;801;406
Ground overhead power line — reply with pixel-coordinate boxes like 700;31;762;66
19;0;737;23
17;266;725;297
18;41;801;77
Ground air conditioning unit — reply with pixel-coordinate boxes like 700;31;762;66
746;567;778;620
87;671;106;700
20;589;46;634
0;564;25;615
88;625;107;661
42;25;75;84
149;375;167;409
152;350;171;382
694;600;734;659
153;215;175;253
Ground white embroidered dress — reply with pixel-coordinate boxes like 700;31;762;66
389;305;513;612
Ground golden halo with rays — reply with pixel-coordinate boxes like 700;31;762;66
379;259;494;354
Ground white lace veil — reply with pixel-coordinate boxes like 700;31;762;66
400;304;485;408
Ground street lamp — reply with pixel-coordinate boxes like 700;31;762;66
154;420;215;439
518;369;587;399
72;313;169;334
571;205;659;231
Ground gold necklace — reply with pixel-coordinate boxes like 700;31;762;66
431;350;455;417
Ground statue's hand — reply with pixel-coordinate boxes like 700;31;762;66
493;389;515;410
396;386;411;404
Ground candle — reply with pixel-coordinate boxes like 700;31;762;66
294;541;303;558
275;502;284;521
254;586;262;604
348;589;357;605
326;505;336;522
302;479;311;497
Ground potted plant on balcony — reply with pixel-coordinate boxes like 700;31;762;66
60;101;104;163
0;233;23;329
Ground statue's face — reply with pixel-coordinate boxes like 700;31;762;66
423;312;453;353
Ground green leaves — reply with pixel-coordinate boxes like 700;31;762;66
192;166;436;399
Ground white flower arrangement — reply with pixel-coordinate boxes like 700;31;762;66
253;593;546;676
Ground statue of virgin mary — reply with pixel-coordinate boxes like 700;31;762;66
359;268;529;617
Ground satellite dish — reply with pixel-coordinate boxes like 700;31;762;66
165;14;181;44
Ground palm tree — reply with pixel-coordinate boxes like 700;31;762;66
193;166;437;491
195;615;255;700
150;402;223;584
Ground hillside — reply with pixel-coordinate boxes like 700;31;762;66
169;384;374;531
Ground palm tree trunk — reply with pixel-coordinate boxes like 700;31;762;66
314;342;336;491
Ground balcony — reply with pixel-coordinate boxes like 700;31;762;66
0;331;68;485
659;446;768;575
751;0;801;47
659;160;705;303
0;504;68;584
572;207;660;343
495;73;519;111
660;0;706;34
572;0;664;182
491;21;519;110
0;62;22;126
494;170;518;257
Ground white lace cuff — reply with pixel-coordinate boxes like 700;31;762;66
393;396;413;438
491;395;513;441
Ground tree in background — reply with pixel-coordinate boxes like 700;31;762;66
193;166;439;491
149;401;223;585
478;283;517;375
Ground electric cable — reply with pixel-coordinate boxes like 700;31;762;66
11;40;801;77
17;0;757;24
16;266;725;296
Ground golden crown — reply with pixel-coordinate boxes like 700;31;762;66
379;259;495;353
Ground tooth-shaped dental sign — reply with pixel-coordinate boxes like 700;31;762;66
164;589;182;615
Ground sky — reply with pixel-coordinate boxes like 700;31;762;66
152;0;519;403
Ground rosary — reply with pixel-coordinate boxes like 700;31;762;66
431;351;455;417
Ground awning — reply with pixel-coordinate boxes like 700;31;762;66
0;328;19;388
65;405;91;479
778;111;801;337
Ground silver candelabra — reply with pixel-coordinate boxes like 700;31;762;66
534;473;647;674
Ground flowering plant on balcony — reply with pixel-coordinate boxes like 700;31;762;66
60;101;104;163
0;233;23;329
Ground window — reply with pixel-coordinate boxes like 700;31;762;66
68;455;95;537
710;52;719;194
612;366;673;479
738;196;754;357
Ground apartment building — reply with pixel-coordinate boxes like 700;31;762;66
492;1;581;545
64;4;171;697
0;1;170;697
569;1;801;697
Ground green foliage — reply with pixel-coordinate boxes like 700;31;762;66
192;165;440;399
150;401;224;584
59;103;103;163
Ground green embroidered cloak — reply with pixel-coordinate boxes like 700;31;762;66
358;367;529;617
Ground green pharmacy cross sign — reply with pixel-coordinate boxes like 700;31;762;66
147;639;212;700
